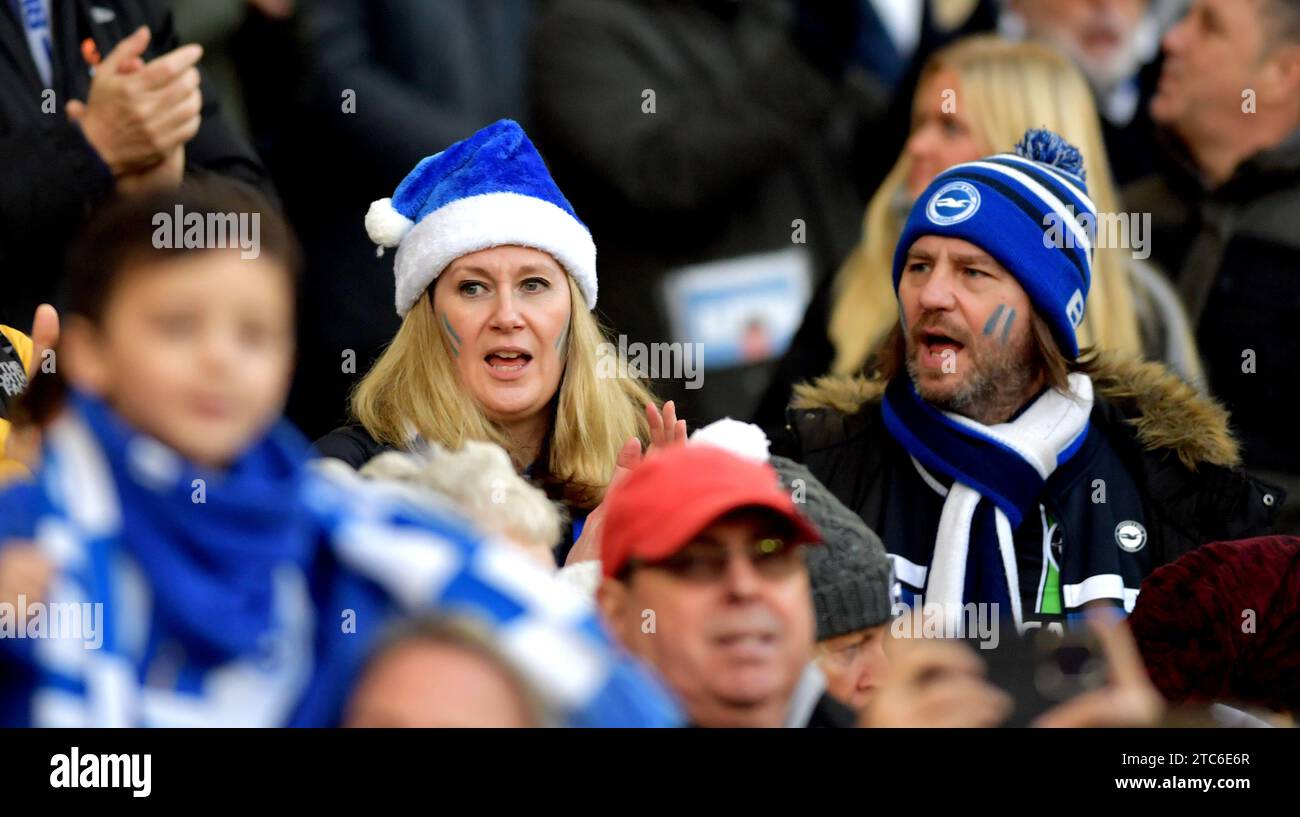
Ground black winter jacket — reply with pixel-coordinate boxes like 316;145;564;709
773;358;1283;623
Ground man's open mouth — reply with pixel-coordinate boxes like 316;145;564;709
920;331;965;355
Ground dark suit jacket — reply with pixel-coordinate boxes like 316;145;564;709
0;0;274;330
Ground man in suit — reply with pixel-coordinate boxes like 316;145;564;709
0;0;273;331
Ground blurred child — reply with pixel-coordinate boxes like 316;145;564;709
0;182;679;728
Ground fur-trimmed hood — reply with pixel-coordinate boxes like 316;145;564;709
790;355;1239;471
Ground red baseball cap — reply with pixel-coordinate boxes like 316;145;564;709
599;444;822;577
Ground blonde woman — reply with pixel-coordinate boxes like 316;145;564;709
755;36;1200;428
316;120;686;565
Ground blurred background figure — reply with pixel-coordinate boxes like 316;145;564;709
999;0;1176;184
357;442;565;571
529;0;887;425
276;0;537;440
755;37;1200;430
845;0;1003;199
344;616;550;728
1128;536;1300;722
0;0;274;331
770;456;895;716
0;324;32;481
864;615;1164;728
862;636;1012;727
1127;0;1300;533
168;0;297;148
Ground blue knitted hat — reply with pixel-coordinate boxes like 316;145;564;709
892;129;1096;357
366;119;597;317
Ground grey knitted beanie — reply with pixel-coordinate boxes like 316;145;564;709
769;456;894;642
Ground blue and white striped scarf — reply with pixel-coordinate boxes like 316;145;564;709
0;392;681;727
881;373;1093;632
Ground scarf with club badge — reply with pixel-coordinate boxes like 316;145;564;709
881;372;1094;633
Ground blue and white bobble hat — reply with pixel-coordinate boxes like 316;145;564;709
366;119;598;318
892;128;1097;358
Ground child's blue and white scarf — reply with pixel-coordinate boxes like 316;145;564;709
2;392;680;727
881;373;1093;633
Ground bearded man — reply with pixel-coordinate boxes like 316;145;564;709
776;130;1282;633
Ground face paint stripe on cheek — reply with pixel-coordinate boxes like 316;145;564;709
555;316;569;353
1000;307;1016;345
982;304;1005;337
439;311;461;358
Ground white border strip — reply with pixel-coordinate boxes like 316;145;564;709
1062;573;1129;609
889;553;929;590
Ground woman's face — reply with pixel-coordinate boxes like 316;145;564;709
904;69;991;200
432;245;573;427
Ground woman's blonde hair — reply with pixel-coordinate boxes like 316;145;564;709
350;274;655;509
827;36;1143;375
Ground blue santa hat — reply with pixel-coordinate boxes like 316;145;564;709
892;128;1096;357
366;119;597;317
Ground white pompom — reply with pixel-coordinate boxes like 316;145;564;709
689;418;771;463
365;197;415;248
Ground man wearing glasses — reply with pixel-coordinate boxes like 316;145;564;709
595;444;854;728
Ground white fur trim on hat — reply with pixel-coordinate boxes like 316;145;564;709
366;197;416;250
391;191;598;317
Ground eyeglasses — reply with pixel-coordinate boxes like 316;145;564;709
626;537;805;583
827;640;868;668
824;630;883;669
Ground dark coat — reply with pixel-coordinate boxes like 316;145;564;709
0;0;274;331
277;0;535;440
773;357;1283;621
1124;129;1300;492
803;691;856;728
529;0;877;423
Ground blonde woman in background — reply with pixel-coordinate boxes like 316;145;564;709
755;36;1200;429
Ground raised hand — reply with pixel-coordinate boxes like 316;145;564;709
644;399;688;456
65;26;203;179
1032;612;1165;728
564;401;688;567
27;304;58;378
